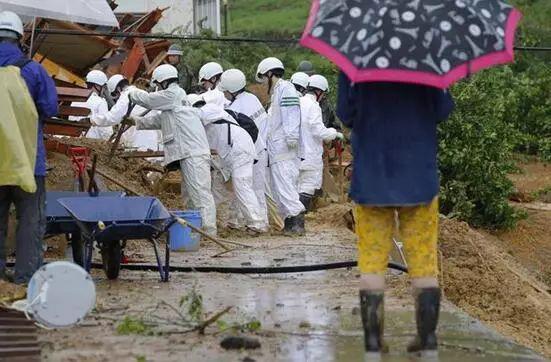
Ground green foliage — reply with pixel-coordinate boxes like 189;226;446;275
179;286;204;323
216;318;262;333
117;316;152;336
439;67;527;229
136;356;146;362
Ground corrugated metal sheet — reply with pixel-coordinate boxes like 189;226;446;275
194;0;221;35
0;307;40;361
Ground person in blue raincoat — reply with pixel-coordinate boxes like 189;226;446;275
0;11;58;284
337;72;454;357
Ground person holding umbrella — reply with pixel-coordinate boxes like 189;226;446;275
300;0;522;358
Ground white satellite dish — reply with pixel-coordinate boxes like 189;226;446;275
24;261;96;328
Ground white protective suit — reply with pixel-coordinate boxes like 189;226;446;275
202;87;230;108
128;83;217;235
93;86;160;151
298;93;338;195
266;78;305;219
70;92;112;140
226;91;269;230
200;103;264;231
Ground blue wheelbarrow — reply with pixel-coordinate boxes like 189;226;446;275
45;191;125;267
58;196;175;281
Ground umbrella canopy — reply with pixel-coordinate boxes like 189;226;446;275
300;0;521;88
0;0;119;27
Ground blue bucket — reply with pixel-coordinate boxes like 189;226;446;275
169;210;202;252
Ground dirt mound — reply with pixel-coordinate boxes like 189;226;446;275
0;280;26;303
440;218;551;357
307;203;354;231
46;138;182;209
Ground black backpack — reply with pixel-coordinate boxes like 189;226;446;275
214;109;259;145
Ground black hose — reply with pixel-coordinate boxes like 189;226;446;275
5;261;408;274
90;261;408;274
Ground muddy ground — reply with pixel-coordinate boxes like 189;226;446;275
38;216;549;361
2;142;550;360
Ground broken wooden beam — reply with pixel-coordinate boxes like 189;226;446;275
119;151;165;159
44;118;90;137
94;168;143;196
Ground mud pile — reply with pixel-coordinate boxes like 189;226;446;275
46;138;182;209
439;218;551;356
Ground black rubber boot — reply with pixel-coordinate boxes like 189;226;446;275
299;193;313;211
407;288;441;357
360;290;387;358
291;212;306;235
283;217;293;235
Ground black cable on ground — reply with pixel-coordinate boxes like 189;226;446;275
92;261;408;274
5;261;408;274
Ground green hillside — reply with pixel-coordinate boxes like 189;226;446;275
227;0;310;36
226;0;551;42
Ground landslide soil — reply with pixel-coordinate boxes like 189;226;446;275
3;140;550;358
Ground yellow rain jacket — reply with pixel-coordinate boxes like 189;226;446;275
0;66;39;193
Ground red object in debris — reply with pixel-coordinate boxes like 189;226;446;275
69;147;89;192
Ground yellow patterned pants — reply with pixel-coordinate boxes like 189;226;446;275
355;198;439;278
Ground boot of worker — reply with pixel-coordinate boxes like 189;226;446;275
283;217;294;235
299;193;313;212
291;212;305;235
407;287;441;357
360;290;387;360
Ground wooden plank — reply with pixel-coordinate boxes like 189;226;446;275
121;39;146;82
44;119;90;137
34;54;86;87
145;50;167;75
56;87;92;100
119;151;165;159
58;105;91;117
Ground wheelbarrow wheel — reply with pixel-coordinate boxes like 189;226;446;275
101;240;121;280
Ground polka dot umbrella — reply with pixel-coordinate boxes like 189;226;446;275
300;0;522;88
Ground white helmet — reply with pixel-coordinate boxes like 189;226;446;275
152;64;178;83
167;44;183;56
198;62;223;82
308;74;329;92
0;11;23;39
85;70;108;86
106;74;126;94
187;94;205;107
290;72;310;89
218;69;246;93
256;57;284;82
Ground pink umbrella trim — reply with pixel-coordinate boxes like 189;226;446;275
300;0;522;89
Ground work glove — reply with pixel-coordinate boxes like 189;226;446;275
287;139;299;150
124;117;136;126
335;132;345;140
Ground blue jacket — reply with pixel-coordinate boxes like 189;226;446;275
337;72;454;206
0;42;58;177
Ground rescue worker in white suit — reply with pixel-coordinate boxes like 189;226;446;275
197;102;265;233
70;70;112;140
218;69;270;231
290;72;310;96
198;62;229;108
91;74;160;152
256;57;306;235
126;65;217;235
298;75;344;210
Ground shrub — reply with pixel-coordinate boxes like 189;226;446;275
439;67;526;229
